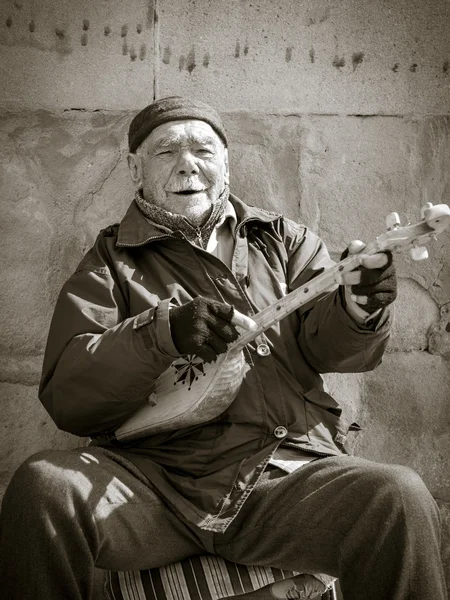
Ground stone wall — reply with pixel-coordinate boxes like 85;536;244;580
1;0;449;595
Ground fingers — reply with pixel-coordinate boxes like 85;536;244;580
208;300;257;332
208;299;234;321
350;291;395;313
210;301;257;332
353;275;395;295
347;239;366;254
171;297;257;361
339;253;388;284
211;302;258;331
338;254;388;289
198;302;257;362
340;271;362;286
344;239;389;270
195;343;220;363
230;309;258;331
208;317;240;344
357;253;389;270
350;294;368;305
200;335;228;362
342;242;396;313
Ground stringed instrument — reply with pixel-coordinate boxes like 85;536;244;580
115;202;450;441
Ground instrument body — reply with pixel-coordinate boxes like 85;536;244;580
115;349;248;439
115;203;450;441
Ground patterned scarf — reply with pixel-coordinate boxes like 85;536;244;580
135;186;230;248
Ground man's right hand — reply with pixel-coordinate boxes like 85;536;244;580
169;296;256;363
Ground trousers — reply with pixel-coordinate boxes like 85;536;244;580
0;446;446;600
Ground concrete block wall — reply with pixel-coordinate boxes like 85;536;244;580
1;0;449;593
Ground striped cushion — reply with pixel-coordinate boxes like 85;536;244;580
106;554;333;600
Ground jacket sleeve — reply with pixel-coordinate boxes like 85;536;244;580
38;237;180;437
283;219;391;374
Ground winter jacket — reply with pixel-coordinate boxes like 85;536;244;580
39;194;391;532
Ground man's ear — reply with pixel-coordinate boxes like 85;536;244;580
127;153;142;188
223;148;230;185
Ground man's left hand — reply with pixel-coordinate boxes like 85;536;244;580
341;240;397;314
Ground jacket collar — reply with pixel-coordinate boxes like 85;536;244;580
117;193;281;247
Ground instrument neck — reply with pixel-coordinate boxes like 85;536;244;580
230;247;379;351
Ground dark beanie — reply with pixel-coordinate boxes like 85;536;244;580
128;96;228;153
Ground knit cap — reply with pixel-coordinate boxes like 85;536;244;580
128;96;228;153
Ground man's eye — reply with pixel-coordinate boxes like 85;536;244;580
197;149;213;156
157;150;174;156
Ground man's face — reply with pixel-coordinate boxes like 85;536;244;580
128;120;229;226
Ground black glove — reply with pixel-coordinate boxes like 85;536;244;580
169;296;239;363
341;249;397;313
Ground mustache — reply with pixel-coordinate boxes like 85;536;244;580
165;179;207;193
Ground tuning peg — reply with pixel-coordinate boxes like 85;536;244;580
386;212;401;231
410;246;429;261
423;204;450;231
420;202;433;219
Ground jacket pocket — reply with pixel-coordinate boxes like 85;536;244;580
303;388;361;452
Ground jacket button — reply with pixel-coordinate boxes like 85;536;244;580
256;343;271;356
273;426;288;439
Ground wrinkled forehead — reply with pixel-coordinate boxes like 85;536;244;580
145;119;224;149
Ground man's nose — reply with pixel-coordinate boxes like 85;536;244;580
175;151;199;175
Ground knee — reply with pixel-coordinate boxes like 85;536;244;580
3;450;90;510
374;463;429;493
361;462;436;514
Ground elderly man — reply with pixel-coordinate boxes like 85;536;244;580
0;97;446;599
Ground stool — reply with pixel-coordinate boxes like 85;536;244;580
105;554;337;599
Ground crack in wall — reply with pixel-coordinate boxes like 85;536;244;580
88;152;122;201
265;112;412;119
428;263;446;296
